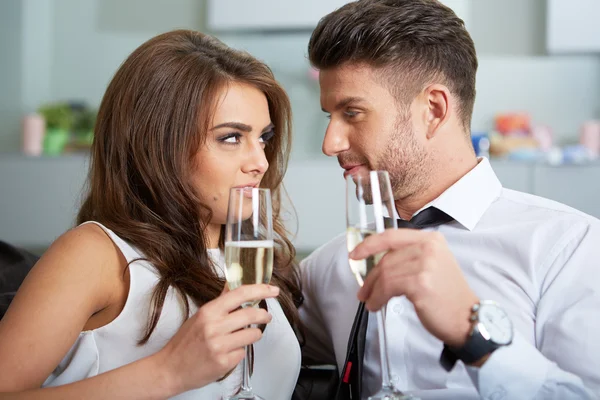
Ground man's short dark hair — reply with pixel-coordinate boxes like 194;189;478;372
309;0;478;130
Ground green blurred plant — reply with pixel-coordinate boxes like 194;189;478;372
37;102;74;131
72;108;97;135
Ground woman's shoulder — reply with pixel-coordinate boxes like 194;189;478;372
0;224;131;390
57;221;112;245
47;222;123;269
36;223;129;310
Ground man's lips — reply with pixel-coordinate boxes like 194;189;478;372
342;165;365;179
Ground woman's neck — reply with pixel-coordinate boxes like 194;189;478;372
206;223;222;249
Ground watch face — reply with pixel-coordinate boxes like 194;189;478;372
478;303;513;345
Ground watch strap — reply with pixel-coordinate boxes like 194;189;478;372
453;324;499;364
440;325;500;372
440;345;458;371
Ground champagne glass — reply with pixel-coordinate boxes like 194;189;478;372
224;187;274;400
346;171;417;400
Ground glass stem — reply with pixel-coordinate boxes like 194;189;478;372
240;338;252;393
376;305;394;389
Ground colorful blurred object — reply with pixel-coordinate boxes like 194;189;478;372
471;132;490;157
21;114;45;156
505;148;545;162
562;144;596;163
579;120;600;156
495;112;531;136
489;131;539;157
531;125;553;151
37;103;73;156
35;101;96;155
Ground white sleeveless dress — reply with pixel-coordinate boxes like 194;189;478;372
42;221;301;399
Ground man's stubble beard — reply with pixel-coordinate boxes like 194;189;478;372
382;115;430;201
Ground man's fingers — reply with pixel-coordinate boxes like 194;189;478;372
350;229;429;260
364;273;417;312
357;245;423;301
357;261;381;301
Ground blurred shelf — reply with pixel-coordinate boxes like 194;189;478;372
2;154;600;252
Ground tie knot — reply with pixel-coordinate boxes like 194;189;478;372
396;206;454;229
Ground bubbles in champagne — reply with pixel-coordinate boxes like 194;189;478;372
224;240;274;306
346;227;384;286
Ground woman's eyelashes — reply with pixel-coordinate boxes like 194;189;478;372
219;132;242;144
217;129;275;145
259;129;275;143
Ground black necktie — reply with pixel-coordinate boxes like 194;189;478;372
336;206;454;399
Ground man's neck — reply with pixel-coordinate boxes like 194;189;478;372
396;153;478;220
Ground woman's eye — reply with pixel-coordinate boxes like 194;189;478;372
220;133;241;144
259;130;275;143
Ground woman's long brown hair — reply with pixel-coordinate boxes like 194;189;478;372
77;30;303;344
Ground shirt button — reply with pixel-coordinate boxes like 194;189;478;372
486;387;507;400
393;303;404;314
391;374;399;384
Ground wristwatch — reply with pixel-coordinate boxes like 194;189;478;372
440;300;514;371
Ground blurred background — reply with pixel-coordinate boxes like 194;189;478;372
1;0;600;257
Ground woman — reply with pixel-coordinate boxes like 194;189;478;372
0;30;302;399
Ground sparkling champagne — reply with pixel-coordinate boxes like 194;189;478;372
346;227;384;286
225;240;274;306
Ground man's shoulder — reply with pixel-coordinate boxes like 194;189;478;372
491;188;600;258
299;231;349;283
498;188;599;225
300;231;347;267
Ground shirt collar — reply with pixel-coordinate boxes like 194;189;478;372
411;158;502;231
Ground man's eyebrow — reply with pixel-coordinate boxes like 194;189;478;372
321;96;367;113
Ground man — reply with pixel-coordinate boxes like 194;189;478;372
299;0;600;399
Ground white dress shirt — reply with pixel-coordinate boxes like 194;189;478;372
299;158;599;400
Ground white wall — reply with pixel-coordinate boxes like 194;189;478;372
547;0;600;53
467;0;600;140
3;155;600;252
0;0;205;153
471;0;546;56
21;0;54;114
2;0;600;152
473;55;600;140
50;0;204;107
0;1;23;152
